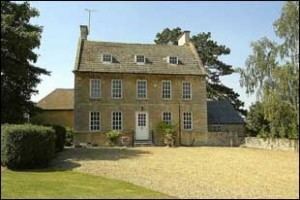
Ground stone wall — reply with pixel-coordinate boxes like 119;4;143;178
74;72;207;145
208;124;245;137
243;137;299;151
204;132;244;146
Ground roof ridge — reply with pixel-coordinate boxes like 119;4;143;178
85;40;186;47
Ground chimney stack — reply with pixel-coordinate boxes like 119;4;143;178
80;25;89;40
178;31;190;46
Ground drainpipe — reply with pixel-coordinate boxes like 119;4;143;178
178;103;182;146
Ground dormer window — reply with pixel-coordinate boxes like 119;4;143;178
168;56;178;64
135;55;145;64
102;54;112;63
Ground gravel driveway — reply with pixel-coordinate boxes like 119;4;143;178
52;146;299;199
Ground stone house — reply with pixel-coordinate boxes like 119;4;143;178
33;88;74;128
73;25;207;146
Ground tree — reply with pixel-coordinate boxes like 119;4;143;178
239;1;299;139
245;102;270;137
1;1;50;123
154;28;247;116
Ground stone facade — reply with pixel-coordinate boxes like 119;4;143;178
74;72;207;146
32;110;74;128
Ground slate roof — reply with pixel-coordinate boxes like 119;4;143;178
37;89;74;110
74;40;205;75
207;100;245;124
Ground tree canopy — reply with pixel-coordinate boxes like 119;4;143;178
239;1;299;139
1;1;50;123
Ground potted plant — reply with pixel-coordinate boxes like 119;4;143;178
105;130;121;146
157;121;176;147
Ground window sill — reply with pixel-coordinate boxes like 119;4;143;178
90;97;102;100
182;98;192;101
182;129;193;131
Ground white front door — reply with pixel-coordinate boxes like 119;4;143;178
135;112;149;140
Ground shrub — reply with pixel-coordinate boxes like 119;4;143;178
39;124;66;152
1;124;55;169
65;127;74;146
157;121;176;147
51;125;66;152
105;130;121;146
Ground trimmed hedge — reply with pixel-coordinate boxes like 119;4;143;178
51;125;66;152
1;124;55;169
36;124;67;152
65;127;74;146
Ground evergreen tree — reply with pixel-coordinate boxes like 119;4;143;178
1;1;50;123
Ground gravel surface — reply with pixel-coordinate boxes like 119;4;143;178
52;146;299;199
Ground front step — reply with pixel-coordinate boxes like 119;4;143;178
134;140;153;147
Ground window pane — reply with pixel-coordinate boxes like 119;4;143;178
182;82;191;100
169;56;178;64
103;54;112;62
90;112;100;131
137;80;147;98
91;79;101;98
183;112;192;130
162;80;171;99
163;112;172;125
112;112;122;130
136;55;145;63
112;80;122;99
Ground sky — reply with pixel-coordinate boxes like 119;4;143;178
29;1;284;109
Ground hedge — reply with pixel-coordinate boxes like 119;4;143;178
51;125;66;152
1;124;55;169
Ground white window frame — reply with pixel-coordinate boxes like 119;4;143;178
168;56;178;64
136;80;147;99
183;112;193;130
162;112;172;125
161;80;172;100
89;111;100;131
135;55;145;65
182;81;192;100
90;79;101;99
111;111;123;130
102;53;112;63
111;79;122;99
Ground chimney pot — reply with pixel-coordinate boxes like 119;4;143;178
178;31;190;46
80;25;89;40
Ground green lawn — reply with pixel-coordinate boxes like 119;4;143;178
1;169;169;199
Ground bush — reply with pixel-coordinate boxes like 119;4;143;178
51;125;66;152
65;127;74;146
38;124;66;152
1;124;55;169
157;121;176;147
105;130;121;146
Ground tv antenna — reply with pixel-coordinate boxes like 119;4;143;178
85;8;97;33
